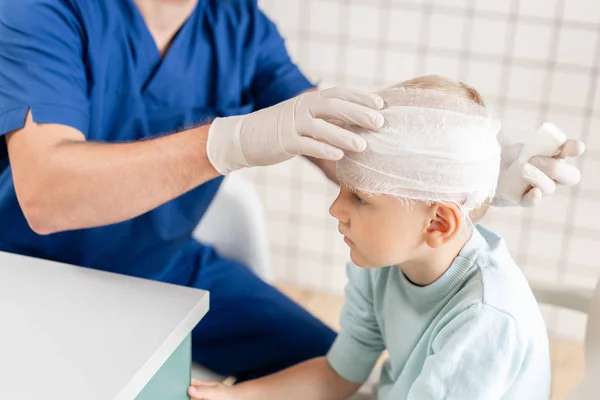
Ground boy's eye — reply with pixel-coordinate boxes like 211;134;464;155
352;192;367;205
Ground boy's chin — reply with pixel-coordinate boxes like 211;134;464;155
350;251;386;269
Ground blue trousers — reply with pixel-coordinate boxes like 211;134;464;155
184;244;337;381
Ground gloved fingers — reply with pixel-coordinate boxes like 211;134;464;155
295;136;345;160
302;118;367;152
522;163;557;195
556;139;586;159
312;97;384;131
323;118;346;128
529;156;582;186
521;187;543;207
320;87;385;110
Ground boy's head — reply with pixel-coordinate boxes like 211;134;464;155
330;75;501;270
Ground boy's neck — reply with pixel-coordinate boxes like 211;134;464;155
398;231;472;287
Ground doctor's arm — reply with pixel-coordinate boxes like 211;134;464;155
8;91;384;235
6;114;219;235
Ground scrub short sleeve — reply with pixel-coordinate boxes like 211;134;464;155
0;0;89;140
250;7;315;109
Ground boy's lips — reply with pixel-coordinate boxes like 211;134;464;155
338;228;355;246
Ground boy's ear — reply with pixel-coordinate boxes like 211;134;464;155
424;203;462;248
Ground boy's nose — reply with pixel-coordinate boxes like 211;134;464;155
329;195;349;224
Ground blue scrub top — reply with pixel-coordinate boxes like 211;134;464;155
0;0;313;282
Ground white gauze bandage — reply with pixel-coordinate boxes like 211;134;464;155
336;87;502;213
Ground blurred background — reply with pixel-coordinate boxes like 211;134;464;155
233;1;598;387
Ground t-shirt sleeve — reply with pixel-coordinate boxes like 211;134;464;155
407;303;528;400
249;5;315;109
0;0;90;140
327;263;385;383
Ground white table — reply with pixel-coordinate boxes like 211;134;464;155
0;251;209;400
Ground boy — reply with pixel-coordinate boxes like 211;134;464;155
188;76;551;400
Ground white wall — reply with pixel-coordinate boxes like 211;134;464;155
238;0;600;341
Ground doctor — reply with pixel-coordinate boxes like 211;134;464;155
0;0;584;382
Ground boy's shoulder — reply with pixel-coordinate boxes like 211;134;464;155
451;225;545;336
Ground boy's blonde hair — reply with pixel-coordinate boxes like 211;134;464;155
390;74;486;108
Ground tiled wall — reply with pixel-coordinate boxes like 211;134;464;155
237;0;600;341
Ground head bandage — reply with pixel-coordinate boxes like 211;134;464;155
336;87;502;213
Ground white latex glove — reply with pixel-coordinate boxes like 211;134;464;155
206;87;385;175
494;139;586;207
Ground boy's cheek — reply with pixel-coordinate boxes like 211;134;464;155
355;241;392;268
374;239;410;266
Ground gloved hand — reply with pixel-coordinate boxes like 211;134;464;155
494;138;586;207
206;87;385;175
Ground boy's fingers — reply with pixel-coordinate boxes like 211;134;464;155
189;385;216;399
191;378;219;386
189;379;226;400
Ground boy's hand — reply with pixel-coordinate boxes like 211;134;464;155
188;379;238;400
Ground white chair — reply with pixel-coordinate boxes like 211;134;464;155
530;279;600;400
190;174;272;383
193;173;272;283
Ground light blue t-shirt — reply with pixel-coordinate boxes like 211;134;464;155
327;225;551;400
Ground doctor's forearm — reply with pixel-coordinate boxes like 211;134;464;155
7;119;218;234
